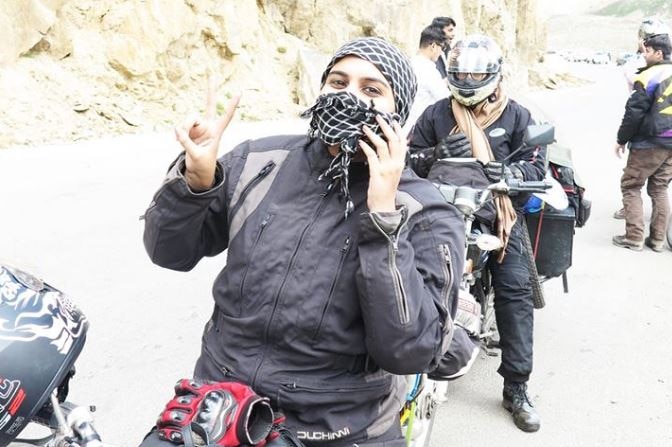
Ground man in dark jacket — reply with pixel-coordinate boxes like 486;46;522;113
141;37;464;447
613;17;670;221
408;34;546;433
613;34;672;252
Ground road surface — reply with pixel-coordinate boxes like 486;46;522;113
1;63;671;447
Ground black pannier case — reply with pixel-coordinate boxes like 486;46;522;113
525;205;575;279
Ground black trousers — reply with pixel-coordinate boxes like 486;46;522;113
489;216;534;384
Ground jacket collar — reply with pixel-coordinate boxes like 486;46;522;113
305;137;333;174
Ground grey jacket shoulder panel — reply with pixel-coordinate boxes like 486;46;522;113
228;149;291;242
223;134;312;242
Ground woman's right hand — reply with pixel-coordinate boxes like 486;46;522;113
175;78;241;191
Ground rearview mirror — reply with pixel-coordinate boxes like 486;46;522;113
524;124;555;147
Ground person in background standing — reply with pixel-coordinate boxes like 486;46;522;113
614;17;670;220
405;25;451;133
430;16;456;81
613;34;672;252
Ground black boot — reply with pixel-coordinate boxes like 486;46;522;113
502;381;541;432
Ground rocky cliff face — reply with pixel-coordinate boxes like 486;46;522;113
0;0;545;147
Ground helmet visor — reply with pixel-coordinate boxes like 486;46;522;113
447;35;502;74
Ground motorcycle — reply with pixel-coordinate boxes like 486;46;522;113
1;265;106;447
401;124;566;446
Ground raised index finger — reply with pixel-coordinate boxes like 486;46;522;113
205;76;218;120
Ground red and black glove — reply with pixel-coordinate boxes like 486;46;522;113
156;378;274;447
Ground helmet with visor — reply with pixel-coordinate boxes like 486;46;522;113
447;34;503;106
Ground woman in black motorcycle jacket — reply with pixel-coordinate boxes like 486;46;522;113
407;35;547;434
141;37;464;447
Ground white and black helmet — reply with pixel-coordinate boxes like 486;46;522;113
447;34;503;107
0;265;88;447
638;17;670;41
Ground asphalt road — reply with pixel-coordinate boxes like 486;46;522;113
1;63;671;447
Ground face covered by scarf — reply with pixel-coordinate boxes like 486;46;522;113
301;37;417;217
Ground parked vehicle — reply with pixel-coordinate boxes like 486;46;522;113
591;52;610;64
616;52;637;66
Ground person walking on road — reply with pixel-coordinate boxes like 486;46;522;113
613;34;672;252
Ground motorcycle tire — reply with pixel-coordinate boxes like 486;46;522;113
521;219;545;309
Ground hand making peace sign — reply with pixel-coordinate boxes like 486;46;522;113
175;78;241;191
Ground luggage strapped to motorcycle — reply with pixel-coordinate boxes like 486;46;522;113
525;143;591;293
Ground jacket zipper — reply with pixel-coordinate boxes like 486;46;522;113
369;217;410;325
282;378;386;393
251;193;331;388
312;235;351;339
437;244;453;336
202;342;234;378
229;161;276;223
238;213;273;312
438;244;453;309
389;236;410;324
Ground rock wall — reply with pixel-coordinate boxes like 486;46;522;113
0;0;545;147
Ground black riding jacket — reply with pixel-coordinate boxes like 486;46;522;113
143;135;465;444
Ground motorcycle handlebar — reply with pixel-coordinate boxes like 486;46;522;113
68;406;104;447
488;179;551;195
44;395;107;447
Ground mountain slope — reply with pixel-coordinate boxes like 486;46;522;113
594;0;672;18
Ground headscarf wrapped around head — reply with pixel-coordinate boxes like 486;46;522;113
301;37;417;217
320;37;417;126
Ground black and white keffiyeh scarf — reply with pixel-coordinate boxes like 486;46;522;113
301;91;399;216
301;37;417;218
